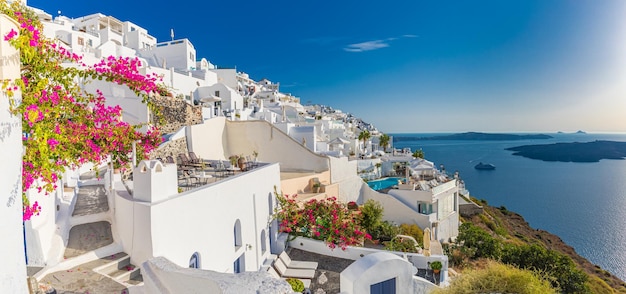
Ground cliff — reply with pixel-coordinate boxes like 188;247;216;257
507;140;626;162
466;198;626;293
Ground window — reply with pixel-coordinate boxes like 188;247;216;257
214;91;220;97
438;194;454;220
190;52;195;61
417;202;433;215
189;252;200;268
260;230;267;253
87;39;92;47
371;278;396;294
234;219;242;249
77;37;84;45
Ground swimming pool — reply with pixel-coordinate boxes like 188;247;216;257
367;177;405;191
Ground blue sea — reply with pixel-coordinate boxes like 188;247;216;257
391;132;626;281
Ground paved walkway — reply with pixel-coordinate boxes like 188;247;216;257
64;221;113;259
40;253;129;294
72;185;109;217
286;248;354;294
38;169;128;293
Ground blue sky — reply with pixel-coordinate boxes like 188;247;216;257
28;0;626;133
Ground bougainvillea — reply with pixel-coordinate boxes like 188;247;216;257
274;190;371;250
0;2;164;220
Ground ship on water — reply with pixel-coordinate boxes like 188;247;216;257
474;162;496;170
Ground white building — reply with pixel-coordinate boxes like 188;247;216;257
143;38;197;71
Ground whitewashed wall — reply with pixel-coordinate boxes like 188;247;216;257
149;67;218;97
328;156;361;202
23;186;59;266
224;121;330;173
287;236;447;271
0;14;28;293
86;81;150;127
188;117;227;160
361;185;431;229
116;161;281;272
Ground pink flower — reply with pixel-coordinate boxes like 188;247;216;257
4;29;17;41
47;138;59;150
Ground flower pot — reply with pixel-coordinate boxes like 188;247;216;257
238;157;246;170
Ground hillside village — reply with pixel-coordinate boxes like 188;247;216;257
1;2;464;293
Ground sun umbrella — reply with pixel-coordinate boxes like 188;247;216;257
423;228;431;257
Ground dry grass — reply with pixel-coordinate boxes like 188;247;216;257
432;260;556;294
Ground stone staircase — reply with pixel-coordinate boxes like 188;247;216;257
94;252;143;286
39;167;142;292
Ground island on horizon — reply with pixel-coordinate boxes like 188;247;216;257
394;132;553;141
507;140;626;162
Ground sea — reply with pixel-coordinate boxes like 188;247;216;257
391;132;626;281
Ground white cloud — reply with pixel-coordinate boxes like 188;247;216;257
343;35;418;52
344;40;390;52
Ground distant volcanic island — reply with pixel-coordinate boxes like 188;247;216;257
507;141;626;163
394;132;553;141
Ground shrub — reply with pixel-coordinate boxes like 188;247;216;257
399;223;424;246
360;199;383;235
286;278;305;292
456;223;501;259
456;223;590;293
371;220;400;241
431;260;557;294
385;236;419;253
274;190;371;250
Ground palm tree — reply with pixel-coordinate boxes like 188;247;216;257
413;149;425;159
379;133;390;152
358;130;371;153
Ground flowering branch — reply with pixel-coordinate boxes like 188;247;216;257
1;2;164;220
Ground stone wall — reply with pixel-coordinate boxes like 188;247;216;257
153;137;188;163
152;96;203;134
460;201;483;217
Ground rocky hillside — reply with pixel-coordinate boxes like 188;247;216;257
465;198;626;293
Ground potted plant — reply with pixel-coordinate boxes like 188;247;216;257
229;155;239;166
430;261;442;274
286;278;305;292
237;154;246;170
312;182;321;193
252;150;259;161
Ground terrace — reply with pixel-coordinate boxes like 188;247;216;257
166;153;266;192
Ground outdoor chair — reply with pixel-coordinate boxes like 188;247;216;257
272;258;315;279
279;251;318;270
267;266;311;288
245;155;258;170
178;153;202;168
211;160;226;177
180;169;199;189
222;160;240;175
188;151;203;164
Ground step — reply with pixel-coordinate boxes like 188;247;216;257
93;252;142;284
109;265;141;282
93;252;129;274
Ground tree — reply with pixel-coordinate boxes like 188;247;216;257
413;149;424;159
358;130;370;153
1;2;163;220
379;133;390;152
